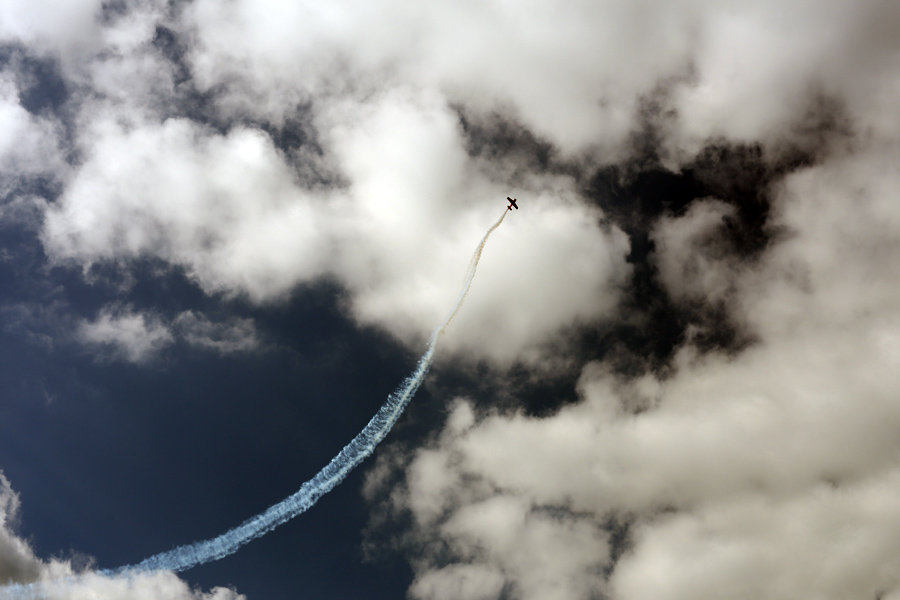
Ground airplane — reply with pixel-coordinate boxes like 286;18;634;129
507;197;519;210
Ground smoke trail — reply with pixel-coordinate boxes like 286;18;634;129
1;210;508;600
100;207;509;575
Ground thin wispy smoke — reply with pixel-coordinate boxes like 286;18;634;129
101;208;505;577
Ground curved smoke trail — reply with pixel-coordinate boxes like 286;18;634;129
101;208;509;575
1;210;508;600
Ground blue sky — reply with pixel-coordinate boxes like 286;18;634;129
4;1;900;599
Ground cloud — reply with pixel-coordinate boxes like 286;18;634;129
34;0;900;369
738;142;900;338
0;72;65;192
0;0;101;55
5;0;900;597
651;199;737;305
77;306;174;363
41;87;630;365
172;312;259;355
177;0;900;159
42;116;333;301
325;92;631;363
611;475;900;600
673;1;900;148
180;0;696;155
369;137;900;598
75;306;261;363
409;564;504;600
29;0;900;371
380;322;900;597
0;472;41;586
21;572;245;600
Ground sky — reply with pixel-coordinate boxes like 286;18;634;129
2;0;900;598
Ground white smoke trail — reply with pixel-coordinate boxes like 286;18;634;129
90;207;507;575
1;209;508;600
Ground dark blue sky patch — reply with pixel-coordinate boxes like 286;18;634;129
456;108;579;184
0;46;69;116
151;25;191;87
580;144;789;372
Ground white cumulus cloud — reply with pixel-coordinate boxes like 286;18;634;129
372;140;900;599
77;306;173;364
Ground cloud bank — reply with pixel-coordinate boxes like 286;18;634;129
366;123;900;600
367;141;900;598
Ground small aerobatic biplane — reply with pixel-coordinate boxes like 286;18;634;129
507;197;519;210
